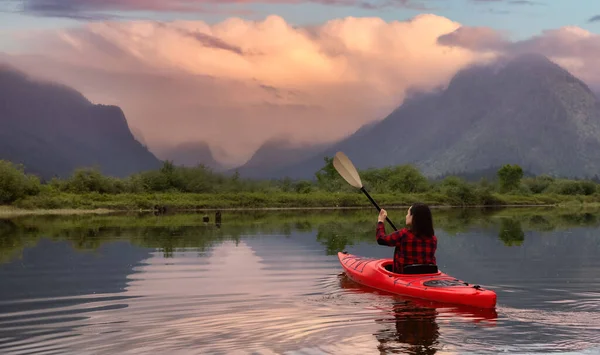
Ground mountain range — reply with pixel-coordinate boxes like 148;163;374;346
153;142;225;172
230;139;333;179
0;64;161;179
3;52;600;181
238;53;600;180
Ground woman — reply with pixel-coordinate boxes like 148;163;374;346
376;203;437;274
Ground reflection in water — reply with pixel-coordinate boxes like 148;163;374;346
499;218;525;246
375;302;439;355
339;274;441;354
0;208;600;354
3;207;600;263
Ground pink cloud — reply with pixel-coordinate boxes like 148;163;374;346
8;14;600;167
437;26;510;51
437;25;600;85
2;14;487;165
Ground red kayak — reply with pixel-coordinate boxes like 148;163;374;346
338;252;497;309
338;273;498;325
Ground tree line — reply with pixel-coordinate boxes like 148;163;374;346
0;157;598;205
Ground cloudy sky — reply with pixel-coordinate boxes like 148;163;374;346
1;0;600;165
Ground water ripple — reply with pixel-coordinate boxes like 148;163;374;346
0;230;600;354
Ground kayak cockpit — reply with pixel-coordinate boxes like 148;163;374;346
380;260;441;276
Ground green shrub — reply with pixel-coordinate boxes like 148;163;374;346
0;160;41;204
438;176;477;205
522;175;554;194
548;179;597;196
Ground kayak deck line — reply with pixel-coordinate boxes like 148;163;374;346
347;259;375;273
341;255;377;273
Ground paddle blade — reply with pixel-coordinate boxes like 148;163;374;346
333;151;363;189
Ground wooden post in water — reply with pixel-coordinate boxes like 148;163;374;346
215;211;222;228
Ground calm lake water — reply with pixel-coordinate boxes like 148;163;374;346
1;208;600;354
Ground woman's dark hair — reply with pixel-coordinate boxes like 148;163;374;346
409;203;435;237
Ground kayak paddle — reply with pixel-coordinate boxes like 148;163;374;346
332;151;398;231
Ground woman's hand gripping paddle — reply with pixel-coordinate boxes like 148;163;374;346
332;151;398;231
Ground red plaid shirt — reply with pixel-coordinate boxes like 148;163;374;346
376;222;437;273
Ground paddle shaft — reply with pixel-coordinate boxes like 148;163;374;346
360;187;398;231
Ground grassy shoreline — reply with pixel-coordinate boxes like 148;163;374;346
2;191;600;217
0;206;114;217
0;205;552;218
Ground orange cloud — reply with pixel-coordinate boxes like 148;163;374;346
3;14;489;165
